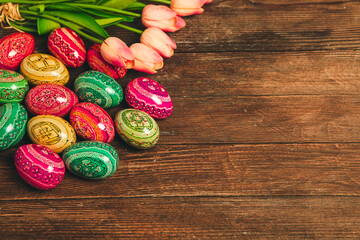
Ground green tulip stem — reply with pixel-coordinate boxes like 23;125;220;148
149;0;172;5
0;0;73;3
69;4;141;17
116;23;143;34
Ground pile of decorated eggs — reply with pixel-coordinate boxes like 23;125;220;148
0;29;173;190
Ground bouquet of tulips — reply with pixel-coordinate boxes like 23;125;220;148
0;0;212;74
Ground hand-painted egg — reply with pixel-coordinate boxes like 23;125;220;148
48;28;86;68
25;84;79;117
74;71;123;108
62;141;119;179
87;44;127;79
0;32;35;70
0;70;28;104
14;144;65;190
27;115;76;153
114;109;159;149
70;102;115;143
20;53;70;86
0;103;28;151
125;77;173;119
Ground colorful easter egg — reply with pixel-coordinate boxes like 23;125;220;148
70;102;115;143
87;44;127;79
26;84;79;117
125;77;173;119
74;71;123;108
0;70;28;104
0;103;28;151
115;109;159;149
27;115;76;153
0;32;35;70
20;53;70;86
14;144;65;190
62;141;119;179
48;28;86;68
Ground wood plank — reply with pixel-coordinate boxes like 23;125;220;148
0;196;359;239
1;143;360;200
4;1;360;53
252;0;349;4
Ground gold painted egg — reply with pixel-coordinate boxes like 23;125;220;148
27;115;76;153
20;53;69;86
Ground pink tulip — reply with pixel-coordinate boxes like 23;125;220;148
141;27;177;58
130;43;164;74
101;37;134;69
142;5;186;32
171;0;207;16
205;0;212;3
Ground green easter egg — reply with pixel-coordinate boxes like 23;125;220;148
0;70;29;104
74;70;123;108
115;109;159;149
0;103;28;151
62;141;119;179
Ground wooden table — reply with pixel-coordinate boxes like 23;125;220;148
1;0;360;238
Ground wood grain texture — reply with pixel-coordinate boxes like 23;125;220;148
0;144;360;200
0;197;359;239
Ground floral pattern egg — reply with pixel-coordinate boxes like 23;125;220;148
48;28;86;68
0;103;28;151
115;109;159;149
26;84;79;117
74;71;123;108
70;102;115;143
125;77;173;119
0;32;35;70
27;115;76;153
14;144;65;190
20;53;70;86
87;44;127;79
62;141;119;180
0;70;29;104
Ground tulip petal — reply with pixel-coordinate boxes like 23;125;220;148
130;43;163;63
175;16;186;30
133;59;158;74
101;37;134;68
171;7;205;16
141;27;176;58
142;5;176;21
143;18;178;32
171;0;207;8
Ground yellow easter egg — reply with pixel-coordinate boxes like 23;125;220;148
27;115;76;153
20;53;69;86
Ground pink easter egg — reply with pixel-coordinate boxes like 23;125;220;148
69;102;115;143
125;77;173;119
14;144;65;190
48;28;86;68
0;32;35;70
25;84;79;117
87;44;127;80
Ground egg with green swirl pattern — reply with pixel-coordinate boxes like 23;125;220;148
74;71;123;108
62;141;119;179
0;70;28;104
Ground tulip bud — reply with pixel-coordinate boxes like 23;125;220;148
171;0;207;16
141;27;177;58
101;37;134;69
130;43;164;74
142;5;186;32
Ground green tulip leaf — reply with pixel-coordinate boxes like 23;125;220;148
37;17;61;35
125;2;146;11
78;8;133;22
44;11;109;38
98;0;136;10
95;17;124;27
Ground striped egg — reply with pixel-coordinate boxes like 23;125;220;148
74;71;123;108
25;84;79;117
62;141;119;179
87;44;127;80
48;28;86;68
14;144;65;190
0;69;29;104
0;103;28;151
70;102;115;143
27;115;76;153
125;77;173;119
20;53;70;86
114;109;159;149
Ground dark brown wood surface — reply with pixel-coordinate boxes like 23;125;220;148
1;0;360;239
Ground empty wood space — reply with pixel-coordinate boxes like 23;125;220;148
1;0;360;238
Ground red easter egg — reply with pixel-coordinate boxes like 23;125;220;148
48;28;86;68
87;44;127;80
25;84;79;117
0;32;35;70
